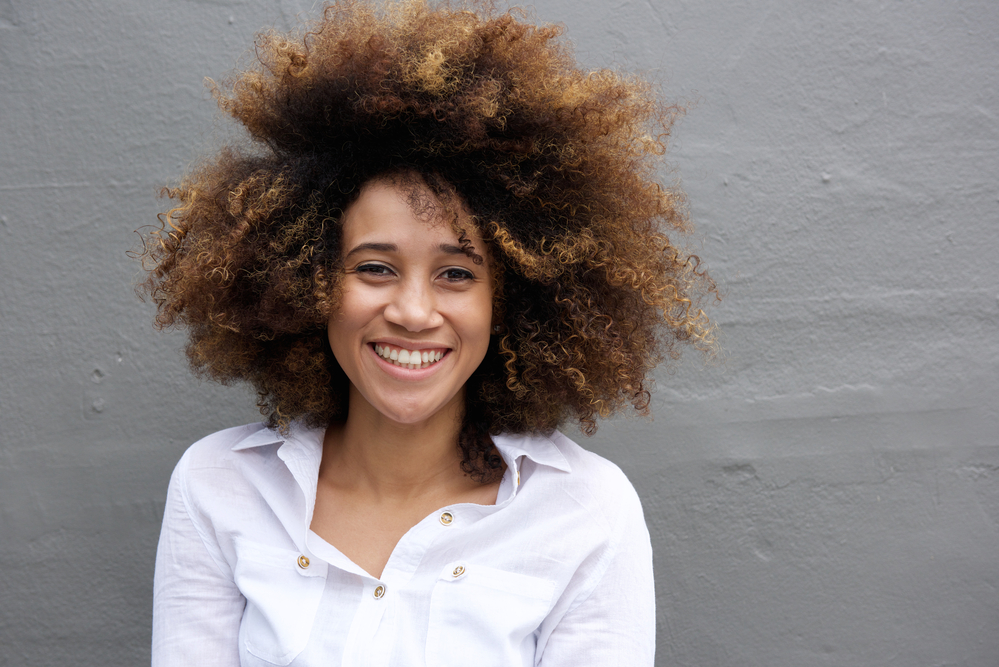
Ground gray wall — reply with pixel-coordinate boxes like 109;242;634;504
1;0;996;665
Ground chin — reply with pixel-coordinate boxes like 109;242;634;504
374;398;456;428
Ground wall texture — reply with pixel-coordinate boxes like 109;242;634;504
1;1;996;665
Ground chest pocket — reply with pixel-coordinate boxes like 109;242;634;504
234;543;328;666
426;562;555;667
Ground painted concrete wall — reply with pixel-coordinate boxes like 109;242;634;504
1;0;996;665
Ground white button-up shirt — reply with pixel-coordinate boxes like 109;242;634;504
152;423;654;666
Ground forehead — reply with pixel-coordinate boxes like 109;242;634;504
340;178;484;248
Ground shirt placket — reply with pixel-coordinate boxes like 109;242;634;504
346;459;525;667
276;434;529;666
339;507;461;667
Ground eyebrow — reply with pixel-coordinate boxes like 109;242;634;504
343;242;470;259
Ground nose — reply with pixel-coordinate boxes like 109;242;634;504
383;279;444;332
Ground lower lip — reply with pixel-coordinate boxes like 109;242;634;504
370;345;450;380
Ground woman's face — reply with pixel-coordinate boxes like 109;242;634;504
328;178;494;429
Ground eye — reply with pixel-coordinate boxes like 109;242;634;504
440;267;474;282
354;263;394;277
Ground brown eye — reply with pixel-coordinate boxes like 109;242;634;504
356;263;393;276
442;268;474;282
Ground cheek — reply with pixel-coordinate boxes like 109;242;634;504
465;292;495;350
330;284;372;327
326;292;365;355
326;318;348;366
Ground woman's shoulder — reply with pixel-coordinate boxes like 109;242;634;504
551;431;635;485
176;422;278;469
497;430;645;518
499;429;633;479
171;421;325;487
165;423;317;531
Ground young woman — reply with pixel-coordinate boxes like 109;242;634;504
142;1;716;665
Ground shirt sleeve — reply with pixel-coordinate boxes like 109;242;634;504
152;455;245;667
536;482;656;667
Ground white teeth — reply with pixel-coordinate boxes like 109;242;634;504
375;344;445;369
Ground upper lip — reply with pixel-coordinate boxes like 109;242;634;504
371;338;451;351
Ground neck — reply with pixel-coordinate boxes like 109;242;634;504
320;386;470;501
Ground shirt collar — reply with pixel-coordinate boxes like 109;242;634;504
230;424;286;451
229;423;571;473
492;431;571;473
229;422;325;490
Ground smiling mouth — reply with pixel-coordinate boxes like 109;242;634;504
374;344;447;370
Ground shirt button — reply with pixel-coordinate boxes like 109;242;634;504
297;555;310;569
373;584;386;599
452;565;465;578
439;511;454;526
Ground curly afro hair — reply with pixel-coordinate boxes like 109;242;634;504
138;0;717;481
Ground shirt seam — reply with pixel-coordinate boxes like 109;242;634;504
535;482;637;663
176;457;237;580
562;513;622;618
